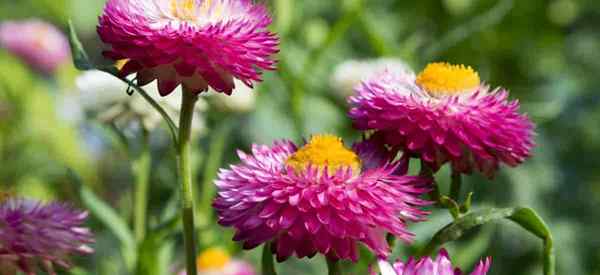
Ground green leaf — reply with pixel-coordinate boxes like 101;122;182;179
508;208;555;275
421;207;555;275
460;192;474;214
421;208;515;254
67;20;94;71
508;208;551;239
262;243;277;275
80;186;136;253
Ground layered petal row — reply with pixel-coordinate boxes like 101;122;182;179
98;0;279;96
349;66;535;178
214;137;430;262
376;249;491;275
0;198;94;274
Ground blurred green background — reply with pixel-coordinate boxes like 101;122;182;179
1;0;599;274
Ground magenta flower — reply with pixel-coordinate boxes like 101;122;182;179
375;249;491;275
349;62;535;178
213;135;430;262
98;0;279;96
0;20;70;75
0;198;94;274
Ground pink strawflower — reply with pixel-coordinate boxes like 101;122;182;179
0;20;70;75
0;198;94;274
98;0;279;96
349;62;535;178
375;249;491;275
213;135;430;262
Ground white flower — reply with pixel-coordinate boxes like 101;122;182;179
75;70;207;133
330;58;412;99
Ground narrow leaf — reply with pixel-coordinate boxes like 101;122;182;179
67;20;94;70
508;208;551;239
80;186;136;250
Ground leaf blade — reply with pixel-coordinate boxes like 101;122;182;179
80;186;136;250
67;20;94;71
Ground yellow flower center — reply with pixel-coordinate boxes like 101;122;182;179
196;248;230;271
286;134;361;174
416;62;481;96
171;0;199;21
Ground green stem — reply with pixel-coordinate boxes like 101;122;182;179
326;258;342;275
420;161;440;203
419;160;433;177
261;243;277;275
386;233;396;248
544;237;556;275
178;92;199;275
420;241;438;258
450;171;462;202
133;128;151;241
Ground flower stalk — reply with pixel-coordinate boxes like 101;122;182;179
133;128;151;241
450;171;462;202
327;258;342;275
178;91;199;275
261;243;277;275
